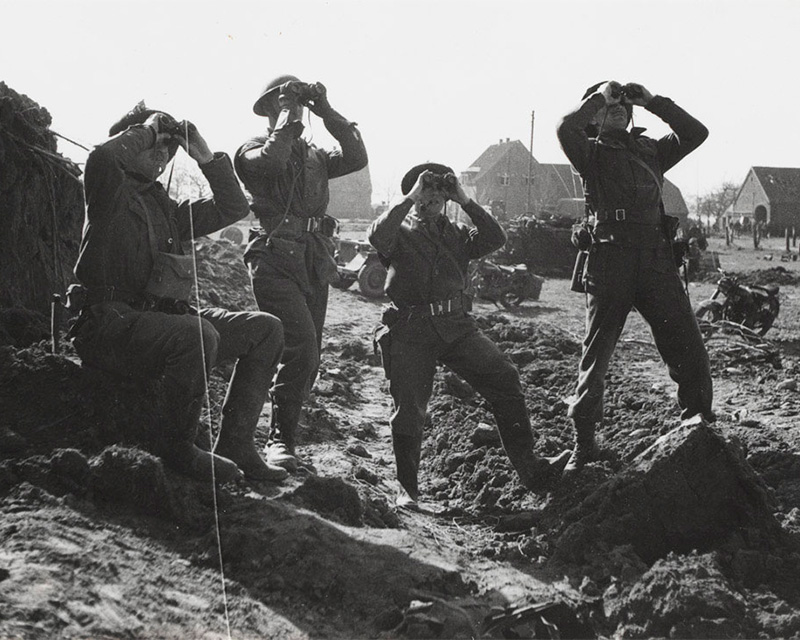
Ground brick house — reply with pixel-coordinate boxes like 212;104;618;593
725;166;800;231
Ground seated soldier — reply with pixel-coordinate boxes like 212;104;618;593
369;163;571;508
70;102;287;483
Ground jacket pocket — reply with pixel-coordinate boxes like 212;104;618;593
144;253;195;301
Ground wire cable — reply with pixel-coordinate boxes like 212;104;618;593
177;121;233;640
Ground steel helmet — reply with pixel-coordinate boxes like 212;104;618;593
253;74;301;117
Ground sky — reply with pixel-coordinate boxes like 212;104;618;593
3;0;799;208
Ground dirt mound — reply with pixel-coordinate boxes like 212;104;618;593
0;82;84;316
194;238;256;311
735;266;800;287
551;421;780;566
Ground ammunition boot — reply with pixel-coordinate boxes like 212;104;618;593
564;419;602;473
497;421;570;493
392;432;422;507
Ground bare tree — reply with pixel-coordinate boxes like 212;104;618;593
693;181;739;228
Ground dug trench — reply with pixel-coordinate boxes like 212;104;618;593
3;240;800;638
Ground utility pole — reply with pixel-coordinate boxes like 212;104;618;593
526;110;535;214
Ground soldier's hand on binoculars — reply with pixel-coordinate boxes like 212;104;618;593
278;90;300;111
307;82;332;116
622;83;653;106
443;174;469;206
144;112;179;137
407;170;433;203
177;121;214;165
599;81;623;105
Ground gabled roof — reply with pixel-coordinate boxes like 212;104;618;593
538;163;584;199
751;167;800;204
466;139;536;181
535;163;688;215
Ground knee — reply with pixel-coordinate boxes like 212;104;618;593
485;359;524;400
251;312;285;351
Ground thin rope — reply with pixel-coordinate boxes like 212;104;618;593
179;122;233;640
50;129;91;152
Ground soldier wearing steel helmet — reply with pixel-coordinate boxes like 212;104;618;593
235;75;367;472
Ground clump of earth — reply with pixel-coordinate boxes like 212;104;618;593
3;238;800;638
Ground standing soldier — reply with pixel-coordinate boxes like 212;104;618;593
369;163;570;508
71;103;287;483
235;76;368;472
557;81;714;471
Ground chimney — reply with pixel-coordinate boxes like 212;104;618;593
506;137;510;143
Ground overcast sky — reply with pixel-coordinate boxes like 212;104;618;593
3;0;798;207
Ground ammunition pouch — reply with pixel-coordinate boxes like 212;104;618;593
570;251;588;294
372;322;393;380
571;222;594;251
144;252;194;302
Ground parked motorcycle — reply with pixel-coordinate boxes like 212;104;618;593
694;271;780;336
470;259;543;308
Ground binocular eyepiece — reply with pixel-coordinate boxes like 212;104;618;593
611;83;644;102
283;80;324;105
422;172;457;191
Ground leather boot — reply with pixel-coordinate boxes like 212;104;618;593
161;394;243;484
214;344;289;482
264;400;300;471
497;421;571;493
392;432;421;508
563;418;602;473
215;414;288;483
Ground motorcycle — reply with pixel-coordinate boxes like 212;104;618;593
694;271;780;336
469;259;543;309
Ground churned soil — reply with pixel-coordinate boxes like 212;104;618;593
2;235;800;638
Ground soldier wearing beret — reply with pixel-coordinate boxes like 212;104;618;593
369;163;570;508
557;81;714;471
71;103;287;483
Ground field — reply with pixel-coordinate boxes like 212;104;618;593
2;230;800;638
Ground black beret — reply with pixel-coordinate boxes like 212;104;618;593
108;101;174;137
400;162;454;196
582;81;606;100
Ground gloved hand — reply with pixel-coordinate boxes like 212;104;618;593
306;82;333;117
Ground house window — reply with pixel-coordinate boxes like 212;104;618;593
498;174;510;186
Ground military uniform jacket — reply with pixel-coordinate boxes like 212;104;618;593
368;198;506;343
557;94;708;246
235;110;368;290
75;124;250;294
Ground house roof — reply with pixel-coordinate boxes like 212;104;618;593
466;139;536;181
538;163;584;199
751;167;800;204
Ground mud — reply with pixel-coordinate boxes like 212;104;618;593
3;231;800;637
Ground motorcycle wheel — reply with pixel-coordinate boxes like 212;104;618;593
499;290;524;308
695;299;723;323
357;261;388;298
753;296;780;336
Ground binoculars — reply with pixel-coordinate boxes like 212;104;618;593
282;81;324;105
422;172;457;191
611;83;644;102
